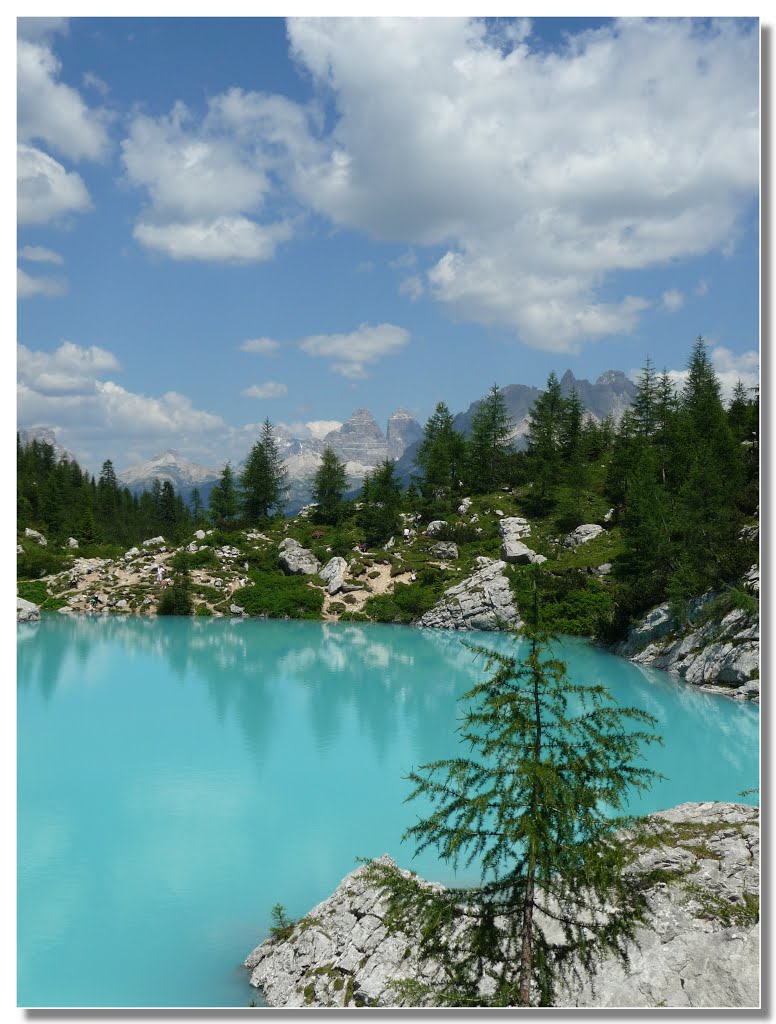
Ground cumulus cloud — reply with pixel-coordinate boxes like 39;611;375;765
17;36;109;163
657;345;758;404
299;322;410;379
122;96;297;263
276;16;757;352
276;419;343;439
661;288;685;312
18;245;64;264
17;342;227;470
17;144;91;225
398;275;424;301
238;337;281;355
241;381;288;399
17;268;67;299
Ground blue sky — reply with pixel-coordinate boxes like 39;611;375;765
16;16;760;474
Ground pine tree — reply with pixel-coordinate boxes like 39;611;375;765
189;487;207;525
525;372;565;504
414;402;467;506
358;460;403;548
312;447;348;524
209;463;240;527
240;419;289;522
631;357;659;437
367;585;661;1007
466;385;514;494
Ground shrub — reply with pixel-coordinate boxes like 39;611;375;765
17;545;71;579
339;611;369;622
328;602;346;615
231;574;324;619
185;548;220;570
157;585;193;616
195;604;213;616
433;522;481;544
511;569;613;637
17;579;48;605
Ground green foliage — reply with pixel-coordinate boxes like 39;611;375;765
366;597;662;1006
184;548;220;570
269;903;296;941
465;385;515;494
312;447;348;524
157;551;193;616
432;522;480;544
511;569;614;637
358;461;403;548
209;463;240;527
195;604;213;616
414;401;467;506
241;419;289;521
232;575;324;619
17;545;72;579
17;579;49;605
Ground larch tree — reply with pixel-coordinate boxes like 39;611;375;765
312;447;348;525
367;584;661;1007
241;419;289;522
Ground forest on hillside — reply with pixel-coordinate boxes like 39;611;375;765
18;338;758;639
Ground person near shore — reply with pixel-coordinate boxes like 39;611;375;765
156;565;164;584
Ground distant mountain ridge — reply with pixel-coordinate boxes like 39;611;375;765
18;427;76;464
19;370;637;514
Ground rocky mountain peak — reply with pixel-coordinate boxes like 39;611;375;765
331;408;385;440
387;407;423;460
18;426;76;464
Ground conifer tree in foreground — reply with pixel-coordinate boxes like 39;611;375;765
466;385;514;494
208;463;240;527
311;447;348;524
414;401;467;507
241;419;289;522
367;583;661;1007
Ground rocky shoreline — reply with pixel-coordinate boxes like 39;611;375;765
244;802;760;1009
17;509;759;700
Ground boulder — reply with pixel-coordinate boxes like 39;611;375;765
17;597;41;622
187;542;199;553
142;536;166;547
17;544;23;555
24;528;47;547
498;516;531;541
320;557;349;595
563;524;605;548
416;560;522;632
457;497;472;515
430;542;458;561
500;539;546;565
229;604;246;616
66;537;79;549
245;802;759;1009
279;539;321;576
425;521;447;537
123;547;141;560
194;529;207;540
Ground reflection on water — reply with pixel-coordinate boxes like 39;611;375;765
17;615;759;1008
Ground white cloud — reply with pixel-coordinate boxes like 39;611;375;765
398;275;424;301
18;245;64;264
305;419;343;438
238;337;281;355
299;322;410;378
132;217;292;263
389;249;417;270
276;17;757;352
659;345;758;403
275;419;343;439
17;144;91;225
17;37;109;163
696;279;709;296
82;71;109;97
241;381;288;399
661;288;685;313
122;96;297;263
17;342;228;470
17;268;67;299
17;18;69;43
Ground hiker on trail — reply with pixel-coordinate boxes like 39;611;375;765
156;565;163;584
403;527;410;543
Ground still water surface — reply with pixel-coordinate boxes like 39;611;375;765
17;615;759;1007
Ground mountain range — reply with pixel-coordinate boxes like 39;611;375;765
21;369;637;514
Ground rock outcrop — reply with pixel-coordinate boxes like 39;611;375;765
24;528;47;546
387;407;423;460
614;585;759;700
17;597;41;622
415;558;521;631
278;538;321;576
563;523;605;548
319;557;349;595
245;802;759;1009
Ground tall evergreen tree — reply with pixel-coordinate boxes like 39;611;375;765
631;357;659;438
414;402;467;506
525;372;565;503
358;460;403;548
466;385;514;494
367;586;661;1007
241;419;289;521
311;447;348;525
209;463;240;527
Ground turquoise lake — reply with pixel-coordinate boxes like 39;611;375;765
17;614;759;1008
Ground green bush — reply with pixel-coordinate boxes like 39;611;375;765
195;604;213;616
185;548;220;570
433;522;481;544
231;574;324;619
328;601;346;615
339;611;369;622
511;569;613;637
157;585;193;616
17;579;48;605
17;545;72;579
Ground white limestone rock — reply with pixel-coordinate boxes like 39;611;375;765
430;542;458;560
416;560;522;632
142;536;166;547
245;803;759;1010
320;557;349;595
194;529;207;540
500;539;546;565
17;597;41;622
457;497;472;515
66;537;79;549
24;528;47;546
425;521;447;537
563;524;605;548
123;547;141;560
279;538;321;576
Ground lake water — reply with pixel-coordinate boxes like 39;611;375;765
17;615;759;1008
